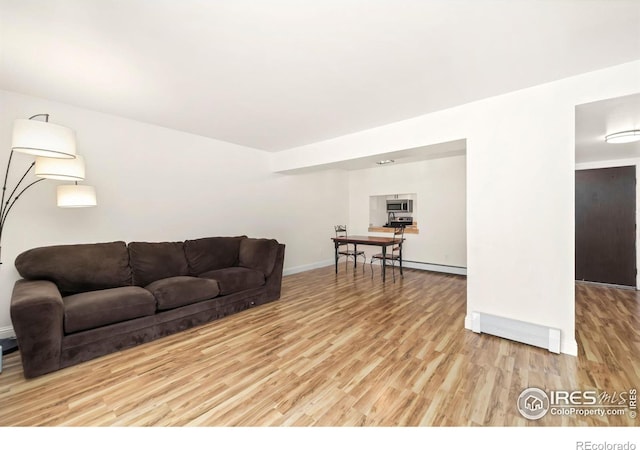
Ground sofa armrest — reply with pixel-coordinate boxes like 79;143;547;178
239;238;280;277
10;279;64;378
264;243;285;300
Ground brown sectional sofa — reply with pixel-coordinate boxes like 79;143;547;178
10;236;285;378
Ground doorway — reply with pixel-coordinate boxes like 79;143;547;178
575;166;636;287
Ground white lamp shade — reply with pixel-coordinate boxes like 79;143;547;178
605;130;640;144
12;119;77;158
57;185;97;208
35;155;85;181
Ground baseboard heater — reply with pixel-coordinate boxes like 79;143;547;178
402;260;467;276
470;311;561;354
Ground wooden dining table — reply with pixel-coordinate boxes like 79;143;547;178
331;235;404;282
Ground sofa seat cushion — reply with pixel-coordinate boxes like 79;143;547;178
199;267;265;295
63;286;156;334
146;276;220;311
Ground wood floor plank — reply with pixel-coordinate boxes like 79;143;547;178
0;268;638;426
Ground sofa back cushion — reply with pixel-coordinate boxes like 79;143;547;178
128;241;188;286
15;241;133;295
238;238;280;277
184;236;244;275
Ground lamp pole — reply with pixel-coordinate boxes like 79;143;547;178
0;114;52;265
0;151;45;265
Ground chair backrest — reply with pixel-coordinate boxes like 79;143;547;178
392;226;404;253
335;225;350;249
334;225;348;238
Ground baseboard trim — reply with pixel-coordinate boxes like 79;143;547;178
575;280;637;290
283;259;334;276
561;337;578;356
0;326;15;339
285;259;467;277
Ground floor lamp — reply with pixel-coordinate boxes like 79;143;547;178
0;114;97;264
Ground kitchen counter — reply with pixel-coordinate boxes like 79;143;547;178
368;224;419;234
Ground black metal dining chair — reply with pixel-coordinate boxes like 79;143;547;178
370;226;404;282
334;225;366;272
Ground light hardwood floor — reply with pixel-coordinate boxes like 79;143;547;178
0;265;638;426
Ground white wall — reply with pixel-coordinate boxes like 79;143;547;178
348;155;467;268
3;61;639;350
273;60;640;355
0;90;349;333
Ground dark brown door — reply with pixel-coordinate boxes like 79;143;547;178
575;166;636;287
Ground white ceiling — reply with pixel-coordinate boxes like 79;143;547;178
1;0;639;152
576;93;640;164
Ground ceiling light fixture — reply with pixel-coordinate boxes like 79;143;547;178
604;130;640;144
376;159;395;165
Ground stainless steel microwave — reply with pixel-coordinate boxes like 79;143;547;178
386;199;413;212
